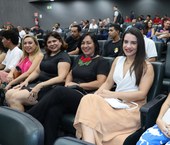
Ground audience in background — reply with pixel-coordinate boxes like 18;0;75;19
125;18;137;31
152;18;170;44
65;25;82;55
124;16;131;23
130;10;136;21
30;25;44;39
74;27;154;145
144;15;153;24
5;31;71;112
0;31;7;64
113;5;123;24
153;15;162;25
134;22;158;62
145;21;155;39
89;19;98;30
0;29;23;72
17;26;26;39
69;21;78;30
81;20;89;30
102;23;122;57
52;23;62;33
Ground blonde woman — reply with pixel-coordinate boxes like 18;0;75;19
4;35;43;90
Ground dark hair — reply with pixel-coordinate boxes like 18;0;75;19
162;18;170;28
71;25;82;32
78;33;99;55
0;30;7;52
121;27;146;86
44;31;68;56
109;23;122;32
2;29;19;45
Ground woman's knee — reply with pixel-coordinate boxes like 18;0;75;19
5;93;18;105
5;90;16;104
5;89;15;99
6;91;29;105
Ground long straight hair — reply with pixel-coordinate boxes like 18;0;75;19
122;27;146;86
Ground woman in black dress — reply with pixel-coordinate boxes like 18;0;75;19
27;33;110;145
5;31;71;111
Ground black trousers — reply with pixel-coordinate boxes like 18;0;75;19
27;86;84;145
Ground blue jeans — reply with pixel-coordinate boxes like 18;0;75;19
152;35;167;43
136;124;170;145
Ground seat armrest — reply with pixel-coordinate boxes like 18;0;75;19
140;94;167;129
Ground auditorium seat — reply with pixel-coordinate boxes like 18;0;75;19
98;39;106;54
0;106;44;145
162;42;170;93
155;41;164;61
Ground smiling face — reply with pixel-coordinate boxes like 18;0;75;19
81;35;95;57
46;36;62;54
23;37;37;55
123;33;138;57
164;20;170;29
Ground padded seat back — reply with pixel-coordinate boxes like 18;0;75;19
164;42;170;77
0;106;44;145
155;41;163;61
162;42;170;92
147;61;164;102
98;40;106;54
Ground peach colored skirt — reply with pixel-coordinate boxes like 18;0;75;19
74;94;146;145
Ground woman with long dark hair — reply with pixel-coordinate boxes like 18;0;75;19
74;28;154;145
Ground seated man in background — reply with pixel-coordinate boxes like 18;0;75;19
31;25;44;39
0;31;7;64
65;25;82;55
134;22;158;62
102;23;122;57
152;18;170;44
0;29;23;72
52;23;62;33
0;29;23;87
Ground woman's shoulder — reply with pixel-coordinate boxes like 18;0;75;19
143;60;154;75
37;51;44;57
113;56;125;63
31;51;44;61
145;60;153;68
0;51;6;56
